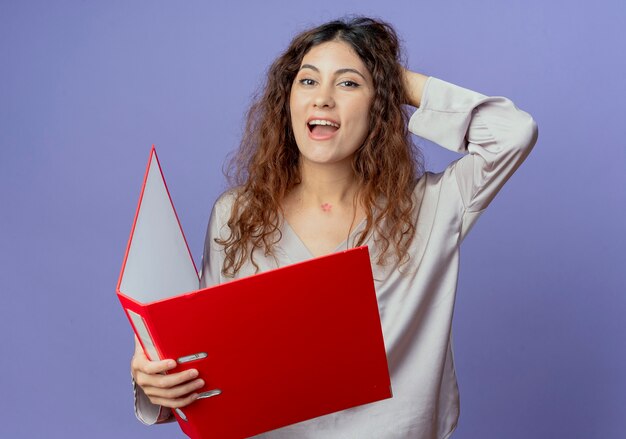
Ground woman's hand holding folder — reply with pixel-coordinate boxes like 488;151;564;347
131;337;205;409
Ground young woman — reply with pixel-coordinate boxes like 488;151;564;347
130;17;538;438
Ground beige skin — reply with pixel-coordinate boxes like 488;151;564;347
284;41;375;257
130;41;429;409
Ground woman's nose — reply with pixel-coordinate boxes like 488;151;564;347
313;86;335;108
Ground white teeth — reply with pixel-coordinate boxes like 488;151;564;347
308;119;339;128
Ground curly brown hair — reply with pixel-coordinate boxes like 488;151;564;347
217;16;424;276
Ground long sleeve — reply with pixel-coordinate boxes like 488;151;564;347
199;190;234;289
408;77;538;237
133;376;175;425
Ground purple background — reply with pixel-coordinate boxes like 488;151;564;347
1;1;624;438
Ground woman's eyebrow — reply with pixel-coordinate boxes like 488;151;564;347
335;68;367;81
299;64;368;81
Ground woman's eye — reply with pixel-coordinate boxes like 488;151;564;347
299;78;316;86
339;80;360;88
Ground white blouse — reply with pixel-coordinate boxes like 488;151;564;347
134;76;538;439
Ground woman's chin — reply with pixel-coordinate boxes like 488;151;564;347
299;152;355;169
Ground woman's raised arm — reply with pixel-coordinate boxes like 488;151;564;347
405;72;538;237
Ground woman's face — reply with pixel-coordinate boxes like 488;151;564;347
289;40;374;168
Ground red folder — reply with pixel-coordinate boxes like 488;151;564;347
116;147;392;439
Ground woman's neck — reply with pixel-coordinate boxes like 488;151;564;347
294;159;360;207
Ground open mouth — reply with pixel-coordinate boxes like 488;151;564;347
307;119;340;138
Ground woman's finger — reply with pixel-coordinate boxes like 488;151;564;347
135;368;199;389
146;392;200;409
142;377;205;400
131;355;176;378
137;358;178;375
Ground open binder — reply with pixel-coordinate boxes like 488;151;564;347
116;147;392;439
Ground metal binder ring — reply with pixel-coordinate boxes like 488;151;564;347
196;389;222;399
175;408;188;421
177;352;208;364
